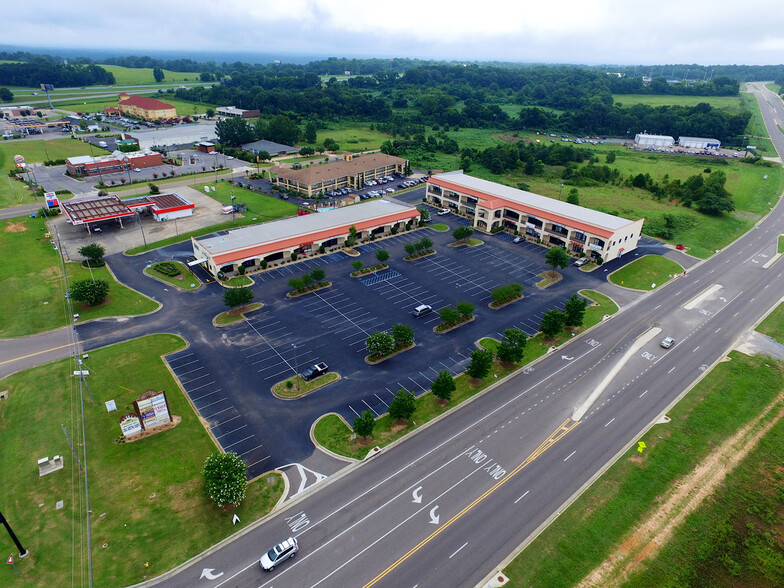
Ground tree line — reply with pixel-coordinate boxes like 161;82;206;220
0;59;115;87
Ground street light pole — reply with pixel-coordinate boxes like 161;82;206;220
136;210;147;248
231;190;236;225
0;509;29;558
214;152;219;184
292;344;299;392
558;182;564;201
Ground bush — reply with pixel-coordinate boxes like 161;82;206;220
202;452;247;508
69;279;110;306
237;265;246;275
353;410;375;439
148;183;160;194
152;262;180;277
260;260;267;269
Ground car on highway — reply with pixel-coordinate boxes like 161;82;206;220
301;362;329;381
259;537;298;571
660;337;675;349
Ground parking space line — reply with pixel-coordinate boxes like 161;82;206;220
214;414;242;428
186;380;216;392
197;397;227;410
362;398;379;416
216;424;247;439
192;388;221;402
223;434;255;450
374;393;389;407
203;406;232;420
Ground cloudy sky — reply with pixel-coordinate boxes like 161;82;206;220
7;0;784;65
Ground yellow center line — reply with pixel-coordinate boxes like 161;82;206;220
0;341;77;366
364;418;579;588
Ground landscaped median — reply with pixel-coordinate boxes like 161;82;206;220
313;290;618;460
144;260;201;290
272;372;339;399
0;334;285;587
213;302;263;326
609;254;684;290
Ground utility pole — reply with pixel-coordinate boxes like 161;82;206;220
0;510;28;558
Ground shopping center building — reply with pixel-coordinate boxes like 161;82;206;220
191;198;419;276
426;171;644;261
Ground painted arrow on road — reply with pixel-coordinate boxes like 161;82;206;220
429;505;440;525
561;355;574;361
412;486;423;504
200;568;224;580
232;514;240;525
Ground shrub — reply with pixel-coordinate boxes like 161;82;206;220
260;260;268;269
152;262;181;277
237;265;246;275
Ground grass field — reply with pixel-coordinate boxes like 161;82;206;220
0;138;101;208
612;94;743;112
99;64;202;85
0;216;160;337
314;290;618;459
503;349;784;587
0;334;285;587
779;234;784;253
741;91;776;154
608;255;684;289
757;300;784;342
310;121;393;152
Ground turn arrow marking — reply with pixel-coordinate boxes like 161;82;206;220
412;486;422;504
429;505;440;525
561;355;574;361
200;568;224;580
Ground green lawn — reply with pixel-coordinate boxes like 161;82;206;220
144;261;201;290
0;216;159;336
503;351;784;587
741;91;776;154
779;234;784;253
54;95;217;116
608;255;684;289
756;301;784;343
314;290;618;459
0;334;285;588
99;64;202;85
0;138;103;208
612;94;743;112
309;121;394;152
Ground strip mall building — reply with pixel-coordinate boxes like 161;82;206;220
192;199;419;276
65;150;163;177
427;172;644;261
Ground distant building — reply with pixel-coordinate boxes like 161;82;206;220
195;141;216;153
124;123;217;150
65;149;163;177
634;133;674;148
241;139;298;156
103;107;121;118
216;106;260;119
678;136;721;149
117;93;177;121
269;153;408;197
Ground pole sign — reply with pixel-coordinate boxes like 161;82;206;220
44;192;59;208
133;390;172;431
13;155;24;167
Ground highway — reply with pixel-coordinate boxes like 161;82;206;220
147;84;784;588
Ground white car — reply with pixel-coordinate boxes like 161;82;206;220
573;258;587;267
437;208;450;216
660;337;675;349
259;537;298;571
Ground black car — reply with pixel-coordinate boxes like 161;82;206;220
301;362;329;381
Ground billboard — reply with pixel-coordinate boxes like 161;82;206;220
44;192;59;208
40;84;55;92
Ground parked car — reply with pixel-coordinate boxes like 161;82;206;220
513;236;522;243
660;337;675;349
301;362;329;381
411;304;433;317
259;537;298;571
573;258;587;267
437;208;450;215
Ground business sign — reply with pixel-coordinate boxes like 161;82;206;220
120;414;143;438
134;390;171;431
40;83;54;92
44;192;59;208
13;154;24;166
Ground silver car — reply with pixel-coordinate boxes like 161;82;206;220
260;537;298;571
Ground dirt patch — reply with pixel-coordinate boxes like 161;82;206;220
577;392;784;587
4;222;27;233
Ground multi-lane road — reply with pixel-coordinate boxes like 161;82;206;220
143;84;784;587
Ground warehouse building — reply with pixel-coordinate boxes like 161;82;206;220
216;106;260;119
269;153;408;197
242;139;298;156
677;136;721;149
634;133;674;148
191;198;419;276
426;171;643;261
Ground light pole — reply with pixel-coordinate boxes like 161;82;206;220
213;151;219;184
136;210;147;248
558;182;564;201
292;344;299;392
231;190;236;225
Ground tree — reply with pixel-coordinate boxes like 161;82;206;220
545;247;571;275
263;114;301;145
605;152;616;164
79;243;105;267
391;323;414;346
352;260;363;272
540;308;566;338
388;388;416;422
366;331;395;357
152;67;164;83
216;116;254;147
566;188;580;205
69;279;109;306
310;267;325;283
0;87;13;103
202;452;247;508
353;410;375;439
148;183;160;194
223;287;253;308
419;236;433;250
304;120;318;143
404;243;417;256
78;119;88;131
456;301;475;319
452;225;474;242
418;208;431;224
322;137;340;152
375;249;390;264
564;294;589;328
496;328;527;364
466;348;493;380
431;370;456;402
205;108;215;119
438;306;461;325
299;146;315;156
288;276;305;291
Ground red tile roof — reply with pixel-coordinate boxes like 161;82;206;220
118;95;175;111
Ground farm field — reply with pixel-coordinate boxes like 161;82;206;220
611;93;743;112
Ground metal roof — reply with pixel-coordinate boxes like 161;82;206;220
196;199;416;255
430;171;637;232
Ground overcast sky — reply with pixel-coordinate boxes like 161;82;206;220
7;0;784;65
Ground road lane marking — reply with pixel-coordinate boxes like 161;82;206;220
564;451;576;462
363;419;579;587
604;418;615;427
449;542;468;559
513;490;530;504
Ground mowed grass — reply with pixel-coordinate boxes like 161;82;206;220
0;334;285;588
608;255;684;289
741;91;776;154
503;350;784;587
0;216;159;336
314;290;618;459
100;64;201;85
310;121;394;152
0;138;100;207
757;301;784;343
611;94;743;112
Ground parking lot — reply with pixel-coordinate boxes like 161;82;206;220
144;210;619;477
